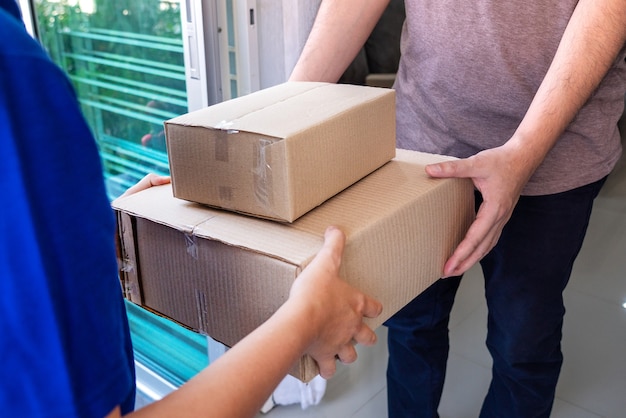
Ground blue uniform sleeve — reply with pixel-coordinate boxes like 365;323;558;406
0;7;135;417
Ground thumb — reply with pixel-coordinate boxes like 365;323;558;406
317;226;346;267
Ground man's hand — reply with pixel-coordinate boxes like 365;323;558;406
287;226;383;379
426;143;535;277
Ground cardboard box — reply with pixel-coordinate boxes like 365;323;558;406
113;149;475;381
164;81;396;222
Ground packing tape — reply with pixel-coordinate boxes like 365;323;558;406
195;289;209;336
184;233;198;259
253;138;273;210
214;130;230;162
118;257;135;273
213;120;238;162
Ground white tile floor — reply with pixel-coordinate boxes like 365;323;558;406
257;153;626;417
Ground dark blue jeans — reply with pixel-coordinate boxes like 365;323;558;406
385;177;606;418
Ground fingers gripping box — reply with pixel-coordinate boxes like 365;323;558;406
164;82;396;222
112;150;475;382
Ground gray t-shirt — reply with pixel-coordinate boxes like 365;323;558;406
395;1;626;195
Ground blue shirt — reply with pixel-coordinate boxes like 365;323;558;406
0;1;135;416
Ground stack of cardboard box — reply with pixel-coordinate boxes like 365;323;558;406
113;82;475;381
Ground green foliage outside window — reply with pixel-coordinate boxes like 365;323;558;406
34;0;187;198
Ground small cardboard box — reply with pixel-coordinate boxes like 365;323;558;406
113;149;475;382
164;81;396;222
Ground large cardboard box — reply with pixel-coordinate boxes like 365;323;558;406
113;149;475;381
164;81;396;222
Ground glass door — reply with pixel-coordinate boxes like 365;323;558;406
29;0;208;403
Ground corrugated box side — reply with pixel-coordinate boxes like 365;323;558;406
164;81;396;222
113;149;475;381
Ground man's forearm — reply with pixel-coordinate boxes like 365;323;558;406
510;0;626;169
289;0;390;82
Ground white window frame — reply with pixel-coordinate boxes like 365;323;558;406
182;0;260;110
18;0;38;37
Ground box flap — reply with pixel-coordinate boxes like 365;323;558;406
230;83;394;139
112;187;218;234
164;81;327;134
164;82;394;140
197;212;322;266
113;186;323;266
